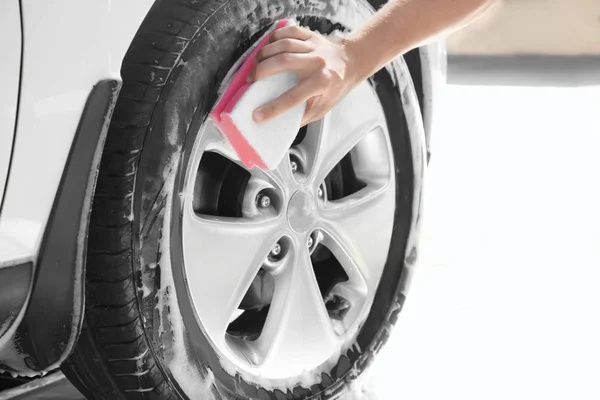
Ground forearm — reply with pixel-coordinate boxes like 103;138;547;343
343;0;497;81
250;0;497;123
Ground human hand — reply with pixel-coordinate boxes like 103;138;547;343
249;25;360;126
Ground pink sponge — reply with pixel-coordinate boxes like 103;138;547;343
210;19;306;171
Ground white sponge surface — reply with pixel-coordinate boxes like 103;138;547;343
226;71;306;170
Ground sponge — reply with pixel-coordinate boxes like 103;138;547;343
210;19;306;171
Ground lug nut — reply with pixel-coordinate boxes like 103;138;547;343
257;193;271;208
307;236;314;249
317;186;324;199
326;296;350;311
290;160;299;173
270;242;282;258
326;296;351;320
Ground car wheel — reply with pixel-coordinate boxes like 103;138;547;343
62;0;426;399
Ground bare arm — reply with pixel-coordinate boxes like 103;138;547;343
343;0;496;80
251;0;497;124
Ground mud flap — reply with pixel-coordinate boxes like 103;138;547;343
1;80;121;375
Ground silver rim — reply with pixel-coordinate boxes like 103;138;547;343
181;81;396;380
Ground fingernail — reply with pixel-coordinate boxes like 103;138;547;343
253;109;264;122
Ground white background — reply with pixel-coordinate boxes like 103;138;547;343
364;83;600;400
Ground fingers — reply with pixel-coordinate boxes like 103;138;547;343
249;26;316;81
253;75;323;123
270;25;312;42
256;39;313;62
250;52;307;81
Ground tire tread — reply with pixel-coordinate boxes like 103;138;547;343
61;1;223;398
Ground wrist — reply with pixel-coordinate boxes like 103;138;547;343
339;36;370;87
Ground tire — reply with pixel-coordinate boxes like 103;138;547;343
62;0;426;399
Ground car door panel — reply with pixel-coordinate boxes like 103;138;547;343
0;0;22;210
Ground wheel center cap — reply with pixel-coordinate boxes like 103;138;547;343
287;191;315;233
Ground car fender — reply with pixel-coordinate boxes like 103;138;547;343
0;0;154;375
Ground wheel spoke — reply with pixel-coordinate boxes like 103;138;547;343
182;203;282;343
299;81;388;186
258;155;297;195
319;180;396;291
255;245;338;378
203;118;240;163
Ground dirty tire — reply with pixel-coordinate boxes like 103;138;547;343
62;0;425;399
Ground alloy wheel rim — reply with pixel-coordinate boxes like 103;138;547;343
180;81;396;380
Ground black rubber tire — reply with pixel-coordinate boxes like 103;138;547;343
62;0;425;399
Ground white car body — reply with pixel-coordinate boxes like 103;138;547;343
0;0;445;375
